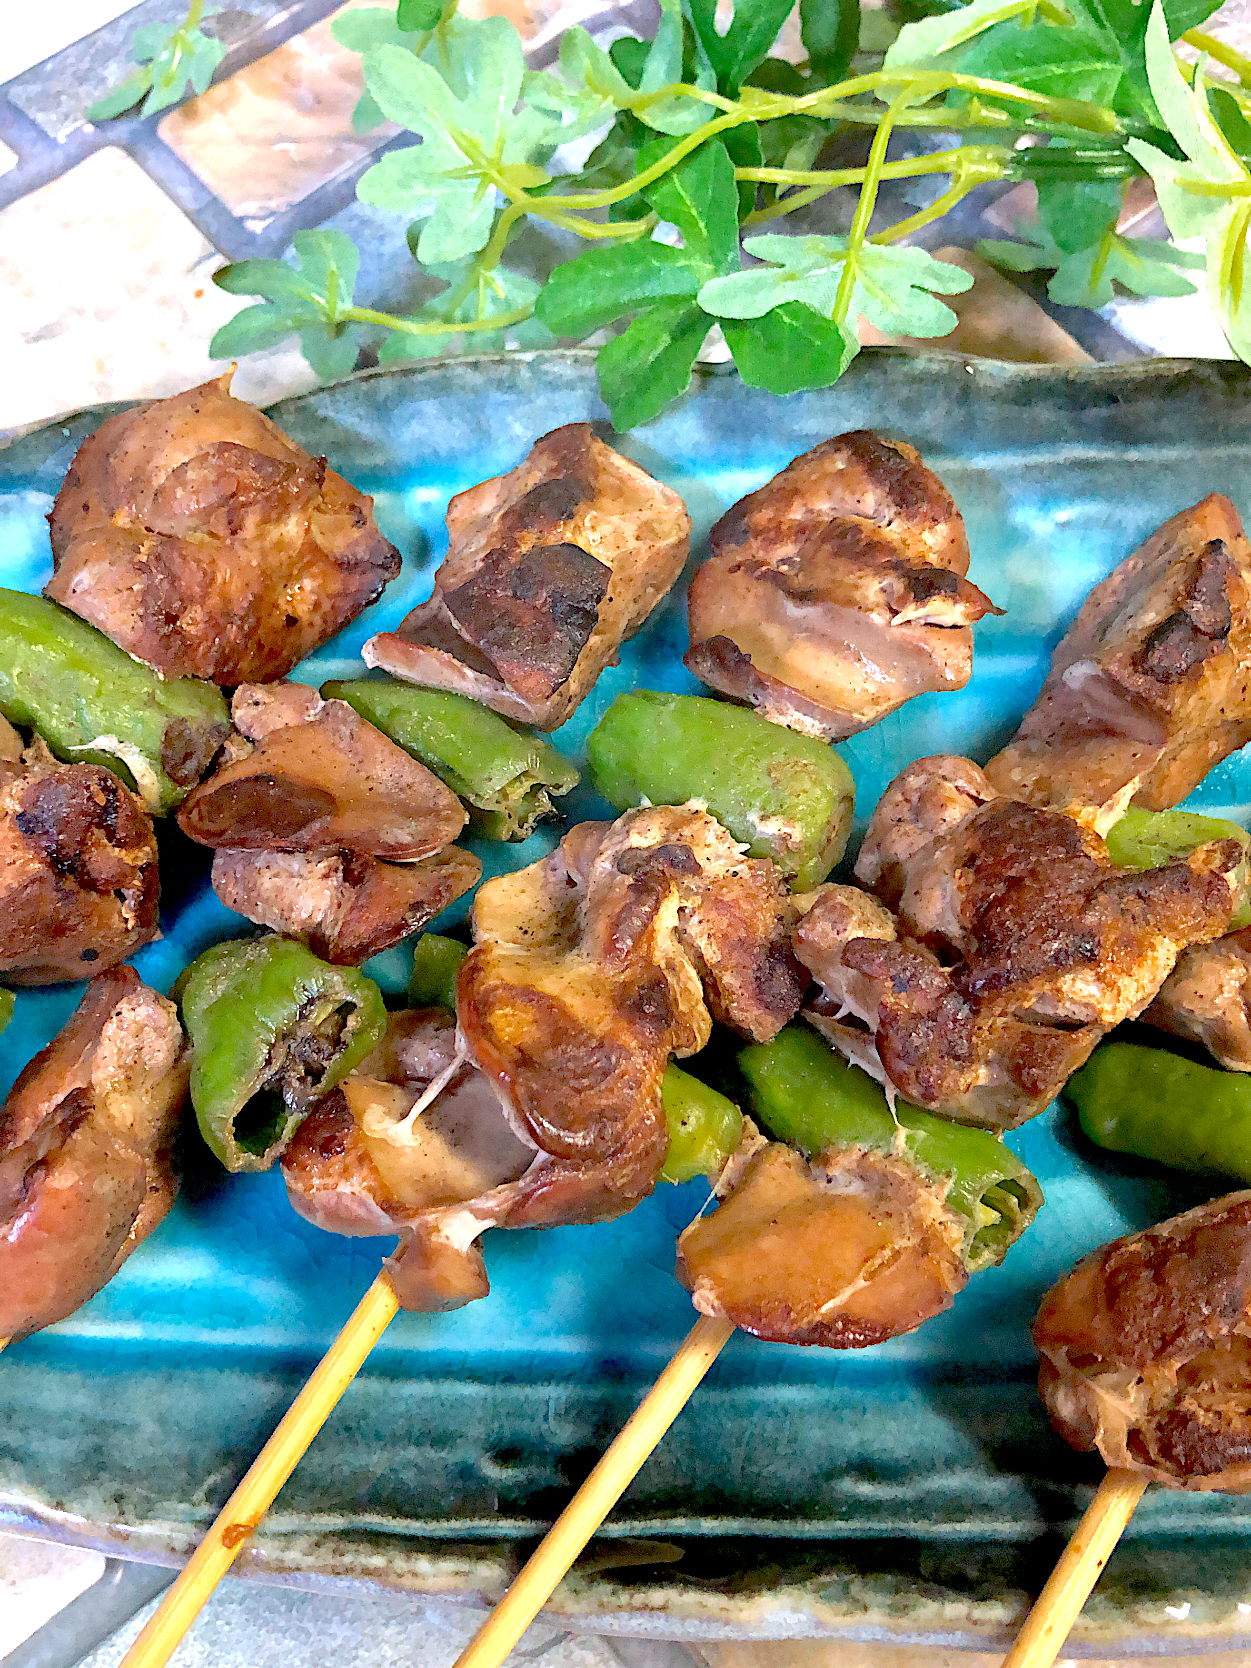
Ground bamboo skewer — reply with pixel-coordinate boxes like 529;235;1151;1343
1000;1468;1149;1668
453;1313;734;1668
118;1271;400;1668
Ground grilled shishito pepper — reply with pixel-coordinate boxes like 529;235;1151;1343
323;677;578;840
660;1065;744;1184
408;933;468;1012
1107;805;1251;928
180;935;387;1172
0;590;230;815
587;691;855;889
736;1025;1042;1272
1067;1036;1251;1183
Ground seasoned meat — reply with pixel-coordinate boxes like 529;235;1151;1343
281;1009;534;1310
0;967;188;1338
459;806;807;1231
364;425;691;729
0;739;158;985
1034;1193;1251;1489
1143;927;1251;1071
180;683;476;959
676;1129;966;1346
796;756;1239;1128
685;431;999;740
212;848;481;966
46;374;400;685
986;495;1251;820
178;683;467;860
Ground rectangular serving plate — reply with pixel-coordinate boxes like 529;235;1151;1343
3;348;1251;1653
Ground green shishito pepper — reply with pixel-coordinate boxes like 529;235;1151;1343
736;1026;1042;1272
0;990;13;1035
1106;806;1251;929
323;677;578;840
408;933;468;1012
180;936;387;1172
1068;1037;1251;1182
660;1065;744;1184
587;691;855;889
0;590;229;815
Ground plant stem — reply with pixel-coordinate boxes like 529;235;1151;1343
1183;29;1251;88
345;303;535;337
833;90;913;324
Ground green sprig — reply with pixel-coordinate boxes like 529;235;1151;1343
88;0;224;120
196;0;1251;426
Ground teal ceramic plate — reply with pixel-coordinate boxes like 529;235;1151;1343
4;349;1251;1653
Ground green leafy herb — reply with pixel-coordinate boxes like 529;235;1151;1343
88;0;223;119
195;0;1251;427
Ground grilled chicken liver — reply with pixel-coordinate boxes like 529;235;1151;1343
686;431;999;740
364;425;691;729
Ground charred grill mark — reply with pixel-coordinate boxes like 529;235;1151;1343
615;842;703;878
185;774;338;843
161;718;232;787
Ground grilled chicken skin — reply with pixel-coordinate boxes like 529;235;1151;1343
987;494;1251;822
1035;1193;1251;1490
685;431;1000;740
0;968;188;1339
0;722;159;985
179;682;478;964
364;424;691;729
46;374;400;685
796;756;1239;1128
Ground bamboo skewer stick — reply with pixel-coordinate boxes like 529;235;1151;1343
118;1271;400;1668
1000;1468;1149;1668
453;1313;734;1668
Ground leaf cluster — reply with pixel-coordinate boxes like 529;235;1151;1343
88;2;224;120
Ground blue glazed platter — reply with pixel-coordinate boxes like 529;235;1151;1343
3;348;1251;1651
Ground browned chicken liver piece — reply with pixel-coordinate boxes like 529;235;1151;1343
45;373;400;685
460;806;805;1220
794;756;1239;1128
685;431;1000;740
0;737;159;985
0;967;188;1339
1034;1193;1251;1489
283;1009;534;1310
986;494;1251;820
1142;926;1251;1070
179;684;477;960
363;424;691;729
179;683;467;860
676;1125;966;1346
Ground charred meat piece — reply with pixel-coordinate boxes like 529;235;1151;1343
986;495;1251;820
46;374;400;685
1143;927;1251;1071
0;738;159;985
1034;1193;1251;1490
179;683;467;860
180;683;477;963
364;425;691;729
685;431;1000;740
0;967;188;1339
458;806;807;1232
212;849;481;968
796;756;1239;1128
282;1008;534;1311
676;1127;966;1347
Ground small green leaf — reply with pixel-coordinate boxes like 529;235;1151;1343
1036;177;1121;254
644;140;740;274
724;303;858;392
884;0;1030;69
699;233;972;337
87;71;151;121
298;324;362;382
398;0;445;27
597;300;711;429
209;303;302;359
536;242;702;335
212;258;317;303
685;0;794;95
975;236;1060;272
332;8;410;52
958;22;1124;107
291;228;360;310
1047;232;1201;305
635;0;717;134
800;0;860;83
